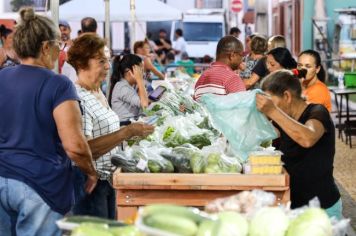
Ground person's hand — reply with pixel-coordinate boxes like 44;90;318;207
130;65;144;83
85;173;98;194
128;122;155;138
239;62;246;71
179;103;186;113
256;93;277;117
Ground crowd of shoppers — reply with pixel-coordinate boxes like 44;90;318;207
0;6;341;235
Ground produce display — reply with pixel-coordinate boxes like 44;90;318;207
71;224;142;236
58;191;349;236
135;190;349;236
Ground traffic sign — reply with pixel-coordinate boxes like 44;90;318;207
231;0;243;13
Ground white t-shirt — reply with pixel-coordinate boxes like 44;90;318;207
173;37;187;62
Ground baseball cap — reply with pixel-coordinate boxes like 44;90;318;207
59;20;70;29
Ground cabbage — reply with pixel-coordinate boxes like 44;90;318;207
212;211;248;236
249;207;289;236
286;208;332;236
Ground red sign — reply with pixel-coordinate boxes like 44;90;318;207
231;0;243;13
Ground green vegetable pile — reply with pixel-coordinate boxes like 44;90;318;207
140;204;338;236
71;223;142;236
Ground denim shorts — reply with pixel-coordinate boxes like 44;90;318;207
0;176;63;236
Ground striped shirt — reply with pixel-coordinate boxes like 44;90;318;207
76;85;120;181
194;62;246;100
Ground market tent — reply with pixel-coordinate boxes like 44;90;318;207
59;0;182;22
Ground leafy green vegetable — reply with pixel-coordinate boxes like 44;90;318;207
147;159;174;173
162;145;200;173
163;128;189;148
151;104;162;112
203;153;242;173
163;127;175;141
197;220;215;236
189;133;211;149
71;223;111;236
110;226;142;236
249;207;289;236
190;152;205;173
286;208;332;236
132;149;147;161
213;211;248;236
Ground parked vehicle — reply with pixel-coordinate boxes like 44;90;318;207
170;9;226;61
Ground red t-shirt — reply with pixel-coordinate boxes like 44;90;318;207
194;62;246;100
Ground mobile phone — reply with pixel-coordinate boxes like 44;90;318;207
149;86;167;101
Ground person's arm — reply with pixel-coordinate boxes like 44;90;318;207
0;49;6;66
144;57;165;80
244;72;260;90
160;38;172;50
256;94;325;148
87;123;154;159
53;100;97;193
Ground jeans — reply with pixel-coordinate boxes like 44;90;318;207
0;176;63;236
72;167;116;219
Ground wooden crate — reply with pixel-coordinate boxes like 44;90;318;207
113;170;290;221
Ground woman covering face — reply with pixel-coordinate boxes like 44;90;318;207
297;50;331;112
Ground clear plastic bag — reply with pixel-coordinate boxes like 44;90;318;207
205;190;276;218
200;90;278;161
195;139;243;174
287;197;350;236
161;144;200;173
113;145;174;173
159;116;213;149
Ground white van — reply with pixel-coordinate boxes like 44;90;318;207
171;9;226;61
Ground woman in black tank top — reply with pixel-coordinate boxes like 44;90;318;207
256;70;342;219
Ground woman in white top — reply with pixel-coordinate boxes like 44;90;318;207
67;34;154;219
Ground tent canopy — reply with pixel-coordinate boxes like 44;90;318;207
59;0;182;22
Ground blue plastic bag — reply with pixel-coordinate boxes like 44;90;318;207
200;90;277;161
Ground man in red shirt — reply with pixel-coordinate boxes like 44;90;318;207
194;36;245;100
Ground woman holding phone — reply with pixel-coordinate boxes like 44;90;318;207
109;54;149;126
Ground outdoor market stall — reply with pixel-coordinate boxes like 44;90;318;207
113;169;290;221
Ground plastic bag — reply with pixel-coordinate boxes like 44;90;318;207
112;145;174;173
205;190;276;218
159;116;213;149
194;139;243;174
287;197;350;236
111;151;147;173
161;144;200;173
199;90;278;161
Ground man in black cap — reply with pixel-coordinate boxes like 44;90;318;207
58;20;72;74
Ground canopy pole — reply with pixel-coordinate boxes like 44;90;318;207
104;0;110;49
130;0;136;52
50;0;59;73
